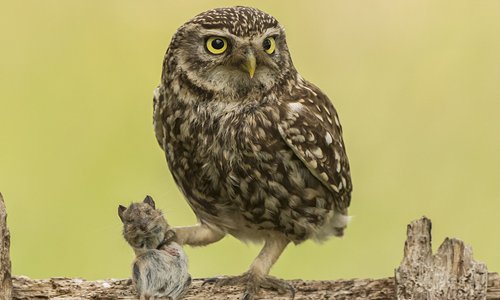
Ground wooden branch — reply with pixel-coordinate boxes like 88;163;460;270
11;276;396;300
0;193;13;300
2;192;500;299
9;274;500;299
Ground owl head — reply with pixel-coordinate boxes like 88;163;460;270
164;6;297;97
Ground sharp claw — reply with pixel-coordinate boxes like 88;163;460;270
202;276;222;286
261;276;295;298
242;293;253;300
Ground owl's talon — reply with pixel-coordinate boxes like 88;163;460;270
205;272;294;299
261;276;295;298
202;276;224;286
215;274;248;287
242;292;254;300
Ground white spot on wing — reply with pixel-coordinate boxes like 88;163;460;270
334;115;340;127
324;106;331;116
309;159;318;168
334;150;340;160
288;102;303;112
311;147;324;159
325;132;333;145
330;184;339;192
320;172;329;181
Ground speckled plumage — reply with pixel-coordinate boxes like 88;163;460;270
153;6;352;298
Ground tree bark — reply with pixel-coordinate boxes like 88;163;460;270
395;217;490;300
0;193;13;300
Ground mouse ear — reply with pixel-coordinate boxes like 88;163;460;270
118;205;127;222
143;195;155;209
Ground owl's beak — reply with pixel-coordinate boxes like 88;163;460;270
241;53;256;79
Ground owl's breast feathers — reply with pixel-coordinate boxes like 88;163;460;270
154;76;352;242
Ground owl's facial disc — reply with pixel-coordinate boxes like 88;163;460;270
175;25;292;97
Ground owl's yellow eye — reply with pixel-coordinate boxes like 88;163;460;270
263;37;276;54
206;37;228;54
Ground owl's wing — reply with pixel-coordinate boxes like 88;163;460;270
278;79;352;211
153;86;166;150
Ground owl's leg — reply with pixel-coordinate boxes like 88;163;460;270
172;223;225;246
206;234;294;300
243;234;294;300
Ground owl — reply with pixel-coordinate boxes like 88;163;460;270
153;6;352;300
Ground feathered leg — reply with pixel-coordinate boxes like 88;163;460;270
206;234;295;300
173;223;225;246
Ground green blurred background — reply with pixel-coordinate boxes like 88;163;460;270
1;0;499;280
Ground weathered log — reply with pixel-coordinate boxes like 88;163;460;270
11;276;395;300
9;274;500;300
395;217;490;300
0;193;13;300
